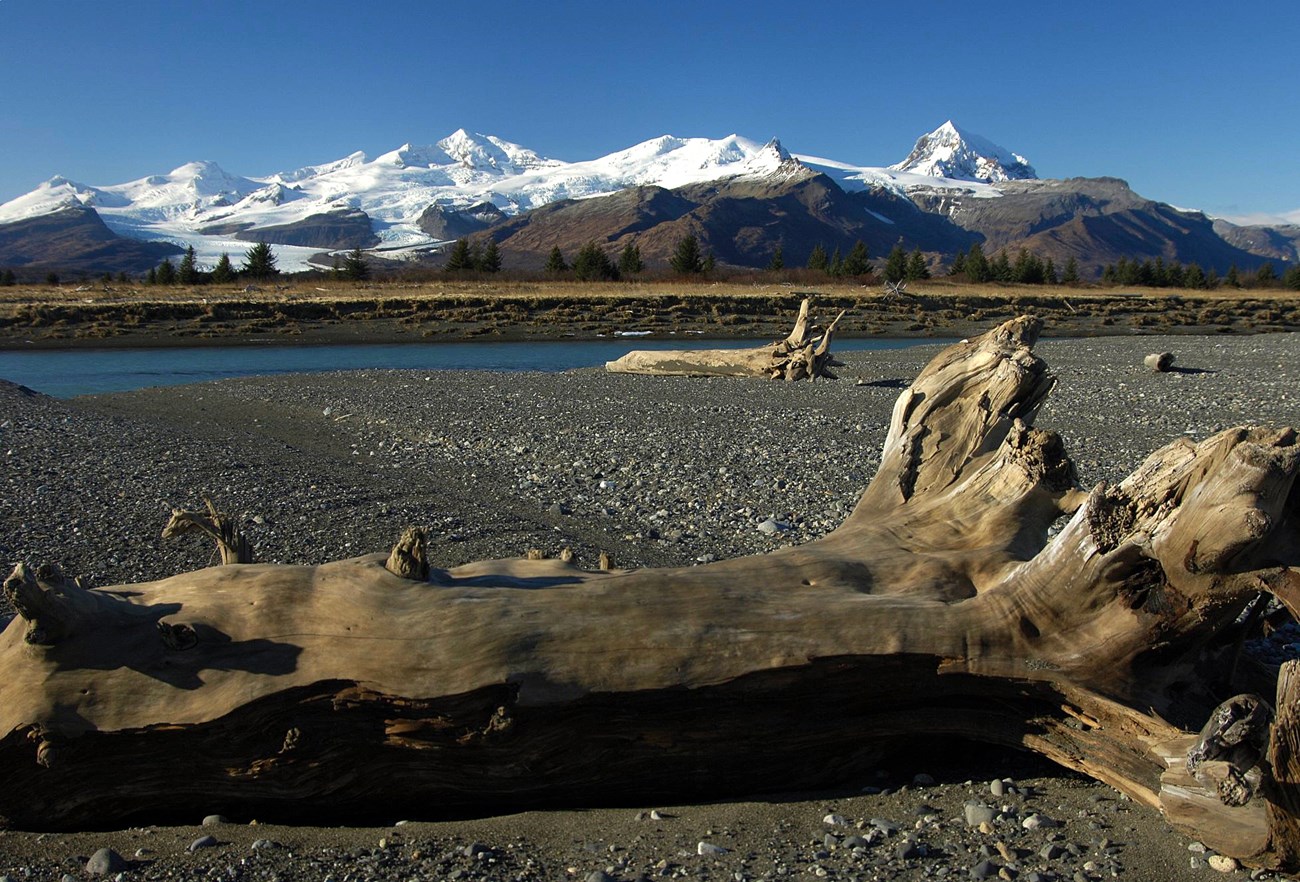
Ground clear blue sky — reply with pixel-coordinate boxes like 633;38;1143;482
2;0;1297;221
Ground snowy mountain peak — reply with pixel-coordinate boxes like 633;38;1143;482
436;130;550;173
890;121;1036;182
762;138;793;162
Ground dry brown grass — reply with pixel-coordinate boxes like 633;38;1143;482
3;278;1294;309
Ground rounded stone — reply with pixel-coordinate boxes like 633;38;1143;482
85;848;127;876
964;802;997;827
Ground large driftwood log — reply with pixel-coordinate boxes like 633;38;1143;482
2;316;1300;868
605;297;845;379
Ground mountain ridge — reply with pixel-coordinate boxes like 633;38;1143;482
0;122;1291;277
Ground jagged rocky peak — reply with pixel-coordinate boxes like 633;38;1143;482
891;120;1036;183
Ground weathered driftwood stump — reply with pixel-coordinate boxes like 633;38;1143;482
3;316;1300;868
1145;351;1175;372
605;297;845;379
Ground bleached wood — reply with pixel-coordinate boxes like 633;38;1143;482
1;316;1298;870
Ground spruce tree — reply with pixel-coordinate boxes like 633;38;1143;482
806;243;829;273
990;250;1012;283
46;272;59;286
241;241;278;279
842;240;870;276
766;245;784;272
1044;258;1058;285
906;248;930;281
1101;264;1116;284
947;250;966;277
156;258;177;286
544;246;568;274
1283;265;1300;292
1256;262;1278;286
178;245;199;285
211;253;235;284
478;240;502;273
883;245;908;283
828;247;843;277
573;241;617;281
116;271;129;284
965;243;990;283
1183;263;1207;289
343;248;371;281
1062;256;1080;284
1;269;16;287
702;250;716;273
1206;267;1221;289
617;242;644;276
669;234;704;275
444;238;473;272
1225;264;1241;288
146;267;157;285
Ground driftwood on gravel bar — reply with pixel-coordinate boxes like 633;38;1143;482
3;316;1300;868
604;296;845;379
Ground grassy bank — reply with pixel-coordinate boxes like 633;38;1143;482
1;279;1298;348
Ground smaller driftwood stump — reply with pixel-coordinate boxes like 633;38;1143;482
605;297;844;379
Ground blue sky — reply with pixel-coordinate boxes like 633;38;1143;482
2;0;1297;221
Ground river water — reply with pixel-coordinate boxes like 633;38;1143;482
0;337;949;398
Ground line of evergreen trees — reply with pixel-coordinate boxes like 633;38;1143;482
444;237;502;273
1101;257;1300;291
796;240;872;277
542;241;648;281
141;242;280;285
944;244;1078;286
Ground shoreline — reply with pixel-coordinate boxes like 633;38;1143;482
1;284;1298;350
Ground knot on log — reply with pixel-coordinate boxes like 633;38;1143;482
1187;694;1273;806
157;620;197;651
386;527;430;581
3;562;84;646
163;498;253;565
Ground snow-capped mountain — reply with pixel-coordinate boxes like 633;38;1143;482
0;129;815;270
889;121;1036;183
12;121;1275;279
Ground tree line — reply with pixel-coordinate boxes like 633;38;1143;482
11;234;1299;292
1100;256;1300;290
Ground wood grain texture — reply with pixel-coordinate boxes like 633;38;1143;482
2;316;1298;867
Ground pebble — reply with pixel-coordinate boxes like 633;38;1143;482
970;858;999;879
698;841;729;856
84;848;127;875
1022;813;1059;830
823;813;847;826
965;802;997;827
201;813;229;826
990;779;1006;797
1209;855;1240;873
188;835;218;852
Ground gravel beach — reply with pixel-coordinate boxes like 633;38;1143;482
2;331;1299;880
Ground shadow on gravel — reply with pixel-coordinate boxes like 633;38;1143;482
858;379;911;389
1167;366;1217;375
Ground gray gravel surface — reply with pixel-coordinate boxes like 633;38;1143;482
1;332;1298;880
